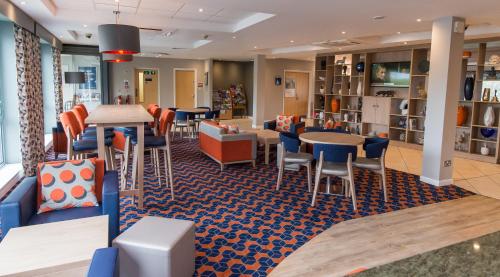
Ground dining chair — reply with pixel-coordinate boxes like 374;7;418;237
128;109;175;199
204;110;220;120
194;106;211;130
276;132;313;192
311;143;358;210
147;105;162;135
71;106;115;138
353;137;389;202
173;111;195;139
60;111;114;169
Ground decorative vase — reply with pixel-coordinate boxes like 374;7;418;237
330;98;340;113
356;80;363;96
356;62;365;73
481;144;490;156
319;84;325;94
484;106;495;127
464;77;474;100
483;88;491;102
456;106;468;126
343;113;349;122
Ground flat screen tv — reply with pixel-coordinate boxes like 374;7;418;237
370;62;411;88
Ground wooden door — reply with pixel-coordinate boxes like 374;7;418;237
135;69;158;108
284;71;309;116
175;70;195;108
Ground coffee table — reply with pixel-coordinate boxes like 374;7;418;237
0;215;108;276
244;129;280;164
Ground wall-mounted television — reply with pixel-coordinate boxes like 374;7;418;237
370;62;411;88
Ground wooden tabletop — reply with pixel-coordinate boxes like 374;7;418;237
299;132;364;145
244;129;280;140
176;108;210;114
0;215;108;276
86;104;153;124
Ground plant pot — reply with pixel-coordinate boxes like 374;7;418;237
484;106;495;127
330;98;340;113
456;106;468;126
464;77;474;100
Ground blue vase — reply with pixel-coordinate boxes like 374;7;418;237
356;62;365;73
464;77;474;100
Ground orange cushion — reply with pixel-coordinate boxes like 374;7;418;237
37;159;104;209
37;159;99;214
276;115;294;132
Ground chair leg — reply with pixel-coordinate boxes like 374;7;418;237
349;173;357;211
311;171;322;207
276;157;285;191
155;149;161;187
121;138;130;190
305;162;312;193
166;144;174;200
104;147;111;170
381;168;388;202
110;147;116;170
163;150;169;188
131;145;138;190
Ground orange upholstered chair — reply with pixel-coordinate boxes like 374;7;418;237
199;121;257;170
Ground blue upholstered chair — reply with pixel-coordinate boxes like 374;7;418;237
276;133;314;192
0;160;120;245
174;111;196;139
205;110;220;120
87;247;118;277
311;144;358;210
353;137;390;201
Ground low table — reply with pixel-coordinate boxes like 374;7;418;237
0;215;108;276
244;129;280;164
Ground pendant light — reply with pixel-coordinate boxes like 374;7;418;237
102;53;133;63
98;2;140;55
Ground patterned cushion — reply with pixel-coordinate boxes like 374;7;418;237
276;115;294;132
324;119;334;129
227;124;239;134
38;159;99;214
219;124;229;134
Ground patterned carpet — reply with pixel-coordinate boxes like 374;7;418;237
4;139;473;276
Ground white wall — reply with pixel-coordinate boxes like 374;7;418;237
110;57;208;108
0;21;21;163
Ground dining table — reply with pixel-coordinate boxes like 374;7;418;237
175;107;210;138
86;105;153;209
299;131;365;194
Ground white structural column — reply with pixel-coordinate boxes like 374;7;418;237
253;54;266;128
204;59;213;108
421;16;465;186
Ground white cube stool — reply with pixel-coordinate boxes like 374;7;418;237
113;216;195;277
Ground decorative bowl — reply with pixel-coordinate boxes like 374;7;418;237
480;128;496;138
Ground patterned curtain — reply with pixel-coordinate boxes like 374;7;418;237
14;25;45;176
52;47;63;121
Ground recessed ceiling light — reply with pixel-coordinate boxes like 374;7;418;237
373;16;386;20
403;41;408;45
20;1;26;4
341;31;346;34
83;24;88;28
232;36;236;39
198;8;204;12
254;46;258;49
290;40;294;43
115;0;119;2
416;18;422;22
397;31;401;34
338;47;342;50
59;35;63;38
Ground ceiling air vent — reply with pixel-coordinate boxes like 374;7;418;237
313;39;361;48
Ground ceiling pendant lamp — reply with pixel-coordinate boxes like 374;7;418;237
98;3;140;55
102;53;133;63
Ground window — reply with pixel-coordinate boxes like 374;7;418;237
0;99;4;167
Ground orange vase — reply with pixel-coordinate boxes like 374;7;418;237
457;106;468;126
330;98;340;113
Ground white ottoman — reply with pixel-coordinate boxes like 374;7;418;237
113;216;195;277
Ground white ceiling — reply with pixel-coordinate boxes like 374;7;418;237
11;0;500;60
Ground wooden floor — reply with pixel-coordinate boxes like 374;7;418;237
269;195;500;277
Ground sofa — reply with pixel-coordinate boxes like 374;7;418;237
264;115;305;134
87;247;118;277
199;121;257;170
0;159;120;244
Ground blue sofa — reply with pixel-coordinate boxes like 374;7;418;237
264;118;305;135
87;247;119;277
0;170;120;244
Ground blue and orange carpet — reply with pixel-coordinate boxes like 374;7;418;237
1;139;472;276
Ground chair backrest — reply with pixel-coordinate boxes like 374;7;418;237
175;111;192;121
75;104;89;118
72;106;87;131
159;109;175;135
279;132;300;153
313;143;357;163
364;137;389;159
204;110;220;120
148;105;162;119
168;107;177;112
60;111;82;139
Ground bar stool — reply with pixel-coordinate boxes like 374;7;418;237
311;144;358;210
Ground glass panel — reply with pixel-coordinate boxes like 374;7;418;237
61;54;102;112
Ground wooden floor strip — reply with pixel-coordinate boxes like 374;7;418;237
269;195;500;277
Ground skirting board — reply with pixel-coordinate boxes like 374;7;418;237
420;176;454;187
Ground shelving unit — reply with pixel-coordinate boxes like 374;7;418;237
314;42;500;164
